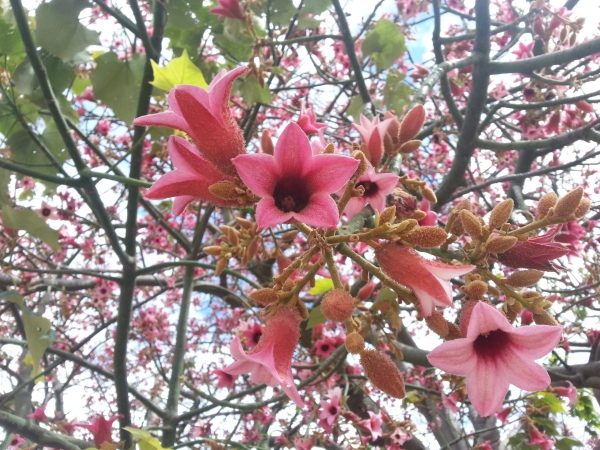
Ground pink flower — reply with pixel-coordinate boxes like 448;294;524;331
496;406;511;424
134;66;247;176
390;428;410;445
74;415;123;447
294;438;313;450
343;165;398;218
220;305;305;407
209;0;244;21
239;320;263;349
375;243;475;317
144;136;240;215
27;406;48;422
296;102;327;135
512;41;534;60
8;435;25;450
528;424;555;450
427;302;562;417
318;387;342;433
554;381;577;406
441;392;460;413
362;411;383;442
497;226;570;272
36;201;59;220
233;122;358;229
418;198;438;226
314;336;338;359
555;222;586;258
353;115;394;167
214;369;236;390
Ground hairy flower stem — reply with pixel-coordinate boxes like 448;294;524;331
478;269;527;307
507;218;551;237
324;248;343;289
274;246;320;285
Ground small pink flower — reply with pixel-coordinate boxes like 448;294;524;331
209;0;244;21
314;336;338;359
427;302;562;417
95;119;111;135
134;66;247;176
221;305;305;407
375;243;474;317
528;424;555;450
239;320;263;349
390;428;410;445
233;122;358;229
74;415;123;447
318;387;342;433
8;435;25;450
294;438;313;450
555;222;586;258
353;115;394;167
296;102;327;135
441;392;460;413
512;41;534;60
20;177;35;190
496;406;511;424
342;165;398;218
361;411;383;442
36;201;59;220
27;406;48;422
214;369;236;390
418;198;438;226
554;381;577;406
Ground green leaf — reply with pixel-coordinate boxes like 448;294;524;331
362;19;406;72
0;290;24;305
2;205;60;249
124;427;171;450
91;52;145;124
239;74;272;105
12;57;37;95
21;306;52;373
42;51;75;94
346;95;364;123
0;168;10;205
267;0;296;27
555;437;584;450
150;49;207;92
71;75;91;96
0;15;22;55
306;305;327;329
535;392;566;413
309;278;334;295
213;18;253;63
165;0;205;30
297;0;330;30
383;69;413;114
35;0;100;61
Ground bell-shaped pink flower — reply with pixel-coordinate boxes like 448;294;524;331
220;305;305;407
134;66;247;176
497;226;570;272
375;243;474;317
209;0;244;21
145;136;239;214
554;381;577;406
353;115;394;167
427;302;562;417
233;122;358;229
74;414;123;447
361;411;383;442
528;423;555;450
27;407;48;422
418;198;438;226
343;165;398;218
296;102;327;135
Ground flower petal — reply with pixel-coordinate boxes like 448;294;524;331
281;367;306;407
207;66;248;122
508;325;562;360
232;153;279;197
502;349;551;392
344;197;367;219
427;338;475;375
305;154;359;193
466;302;514;339
255;197;294;229
168;136;223;177
466;357;510;417
292;193;340;228
133;111;191;135
274;122;313;177
172;195;197;216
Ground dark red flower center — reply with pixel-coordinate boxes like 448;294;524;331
252;331;262;345
273;180;310;213
328;405;338;415
356;180;378;197
320;344;330;352
473;329;509;359
42;208;52;217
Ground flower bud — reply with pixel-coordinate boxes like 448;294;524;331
574;197;590;218
533;310;560;326
536;192;558;219
261;129;274;155
321;289;355;323
412;210;427;221
489;199;514;230
209;181;239;200
379;206;396;224
505;270;544;287
345;332;365;354
398;139;421;154
203;245;223;256
425;310;449;338
404;226;447;248
462;280;488;297
357;280;376;300
486;235;518;254
250;288;279;305
460;210;483;240
575;100;594;114
398;105;425;144
215;258;228;276
296;300;309;320
360;350;406;399
552;187;583;221
421;186;437;204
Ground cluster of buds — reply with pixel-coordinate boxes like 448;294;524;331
536;187;589;222
383;105;426;157
203;217;261;275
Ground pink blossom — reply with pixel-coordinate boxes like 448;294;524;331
554;381;577;406
555;222;586;258
353;115;394;167
27;406;48;422
427;302;562;417
74;415;123;447
442;392;460;413
528;424;555;450
361;411;383;442
19;176;35;190
233;122;358;229
134;66;247;176
296;102;327;135
318;387;342;432
390;428;410;445
221;305;305;407
342;165;398;218
375;243;474;317
496;406;511;424
209;0;244;20
8;435;25;450
497;226;570;272
512;42;534;60
239;320;263;349
294;438;313;450
214;369;236;390
35;201;59;220
95;119;111;135
314;335;338;359
418;198;438;226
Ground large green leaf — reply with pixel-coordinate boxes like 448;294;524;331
13;52;75;95
35;0;100;61
2;204;60;249
165;0;205;30
362;19;406;72
239;74;272;105
383;69;413;114
91;52;145;124
0;15;22;55
267;0;296;27
150;49;207;92
306;305;326;329
21;306;53;373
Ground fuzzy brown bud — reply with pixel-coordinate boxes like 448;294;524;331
505;270;544;287
486;235;518;254
459;300;479;338
489;199;514;229
446;322;462;340
379;206;396;224
321;289;355;323
574;197;590;218
214;258;228;276
281;230;299;242
461;210;483;240
536;192;558;219
404;226;447;248
203;245;223;256
463;280;488;297
412;210;427;221
345;332;365;354
553;187;583;221
398;139;421;154
359;350;406;399
425;310;449;338
250;288;279;305
296;300;309;320
421;186;437;204
209;181;239;201
533;311;560;327
261;129;274;155
398;105;425;144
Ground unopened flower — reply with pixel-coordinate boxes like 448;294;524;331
134;66;247;176
555;221;586;258
74;415;123;447
233;122;358;228
375;243;474;317
427;302;562;417
296;102;327;135
496;226;570;272
209;0;244;21
353;115;394;167
418;199;438;226
321;289;355;323
554;381;577;406
342;165;398;218
220;305;305;407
